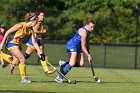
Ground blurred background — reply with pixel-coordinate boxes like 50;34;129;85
0;0;140;69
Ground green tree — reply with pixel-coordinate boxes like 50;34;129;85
0;0;140;43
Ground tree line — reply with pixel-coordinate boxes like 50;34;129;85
0;0;140;43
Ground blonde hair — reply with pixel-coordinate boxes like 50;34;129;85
24;12;37;22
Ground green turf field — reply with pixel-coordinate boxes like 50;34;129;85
0;65;140;93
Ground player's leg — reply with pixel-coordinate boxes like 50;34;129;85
25;46;35;56
59;47;84;67
24;39;36;59
0;58;6;68
27;39;48;72
76;53;85;67
9;55;20;74
60;53;84;67
45;55;55;74
9;46;34;74
59;53;71;72
55;52;77;83
63;52;77;73
55;44;78;82
10;48;31;83
37;47;55;76
37;47;48;72
26;39;55;76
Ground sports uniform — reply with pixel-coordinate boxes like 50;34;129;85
6;22;33;83
6;22;32;50
26;25;44;48
55;26;91;83
66;26;90;53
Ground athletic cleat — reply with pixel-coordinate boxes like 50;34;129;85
9;64;15;74
45;70;56;76
45;72;48;76
59;60;66;66
55;76;63;83
2;63;7;68
21;78;31;83
59;60;66;73
47;70;56;74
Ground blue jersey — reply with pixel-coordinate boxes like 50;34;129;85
26;24;44;47
66;26;90;53
67;26;90;48
26;35;42;47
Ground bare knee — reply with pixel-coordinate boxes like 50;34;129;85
18;57;25;64
79;60;85;67
77;54;84;67
12;60;19;65
79;63;84;67
69;62;75;67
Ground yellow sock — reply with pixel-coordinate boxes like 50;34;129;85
41;60;48;72
19;64;26;80
45;56;49;65
0;52;13;63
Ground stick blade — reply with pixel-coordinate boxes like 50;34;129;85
68;80;76;84
94;77;99;82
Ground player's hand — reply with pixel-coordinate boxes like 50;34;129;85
40;53;45;61
88;54;92;63
43;29;46;33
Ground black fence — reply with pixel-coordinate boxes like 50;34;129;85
89;43;140;69
44;42;140;69
3;42;140;69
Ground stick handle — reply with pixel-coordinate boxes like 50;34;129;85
90;60;96;78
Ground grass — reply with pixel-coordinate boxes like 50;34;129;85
1;43;140;92
0;65;140;93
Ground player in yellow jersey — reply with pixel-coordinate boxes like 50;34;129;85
9;11;55;76
0;12;45;83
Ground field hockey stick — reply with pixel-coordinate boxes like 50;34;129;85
87;47;100;83
90;60;100;83
47;62;76;84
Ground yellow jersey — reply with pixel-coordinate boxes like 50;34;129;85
7;22;32;45
35;24;44;40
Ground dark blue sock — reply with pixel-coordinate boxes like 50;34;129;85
59;63;72;79
60;62;68;72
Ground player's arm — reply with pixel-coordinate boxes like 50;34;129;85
79;29;92;62
0;23;23;51
33;23;46;34
31;30;45;61
31;29;42;54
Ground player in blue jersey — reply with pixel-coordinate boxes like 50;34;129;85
55;18;95;83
